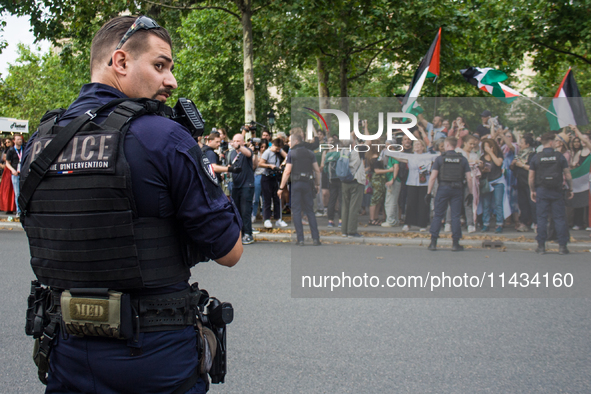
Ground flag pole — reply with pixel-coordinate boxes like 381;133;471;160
433;79;438;119
517;95;558;118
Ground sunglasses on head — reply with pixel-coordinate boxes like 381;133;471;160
108;16;161;66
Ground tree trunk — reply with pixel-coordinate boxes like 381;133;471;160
317;56;330;130
239;0;256;123
339;56;349;114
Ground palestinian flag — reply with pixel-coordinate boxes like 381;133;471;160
401;28;441;115
546;68;589;130
460;67;521;102
570;154;591;207
571;155;591;194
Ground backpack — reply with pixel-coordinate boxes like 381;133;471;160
335;151;361;182
324;152;340;181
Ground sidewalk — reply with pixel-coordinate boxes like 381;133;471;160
252;211;591;252
4;211;591;252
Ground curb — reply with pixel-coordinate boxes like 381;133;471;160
3;221;589;252
254;232;591;252
0;221;23;231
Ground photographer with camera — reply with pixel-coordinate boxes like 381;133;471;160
202;131;243;186
259;138;288;228
241;121;263;142
230;133;256;244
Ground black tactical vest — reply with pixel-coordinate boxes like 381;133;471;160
534;150;563;189
290;144;314;182
438;151;464;183
20;101;193;290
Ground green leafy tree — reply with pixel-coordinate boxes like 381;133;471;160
0;44;88;131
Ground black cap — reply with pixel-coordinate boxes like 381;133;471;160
480;110;492;117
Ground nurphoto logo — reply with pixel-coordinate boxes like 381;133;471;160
303;107;418;153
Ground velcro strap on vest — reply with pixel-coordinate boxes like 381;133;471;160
30;245;137;262
29;198;130;213
134;220;178;240
36;176;127;190
26;223;134;241
34;266;143;283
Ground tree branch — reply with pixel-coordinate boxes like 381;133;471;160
349;37;389;55
143;0;241;20
533;40;591;65
252;1;272;14
318;45;336;58
347;47;385;81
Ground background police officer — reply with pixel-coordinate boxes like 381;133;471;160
426;136;473;251
529;131;573;255
278;129;321;246
21;16;242;393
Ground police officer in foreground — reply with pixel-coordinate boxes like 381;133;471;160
529;132;573;255
425;136;473;251
20;16;242;393
277;129;321;246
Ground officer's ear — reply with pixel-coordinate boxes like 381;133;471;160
111;50;129;75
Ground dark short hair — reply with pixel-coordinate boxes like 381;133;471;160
462;134;477;144
91;16;172;76
540;132;556;144
272;138;284;148
207;131;221;142
521;135;534;147
445;136;458;148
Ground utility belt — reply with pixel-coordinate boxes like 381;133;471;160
438;180;465;189
291;172;314;182
26;281;233;387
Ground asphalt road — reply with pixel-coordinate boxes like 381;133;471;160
1;229;590;393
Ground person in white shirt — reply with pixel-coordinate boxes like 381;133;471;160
384;139;439;231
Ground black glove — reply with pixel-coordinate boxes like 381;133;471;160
424;194;432;205
228;165;242;173
465;193;473;206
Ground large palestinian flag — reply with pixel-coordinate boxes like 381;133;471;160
546;68;589;130
401;28;441;115
460;67;521;102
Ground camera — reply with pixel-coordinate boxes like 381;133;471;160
249;120;257;132
249;137;262;152
219;140;229;154
268;165;283;177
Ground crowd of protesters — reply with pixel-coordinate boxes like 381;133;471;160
203;110;591;243
3;110;591;245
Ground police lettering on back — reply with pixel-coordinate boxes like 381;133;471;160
29;133;116;175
